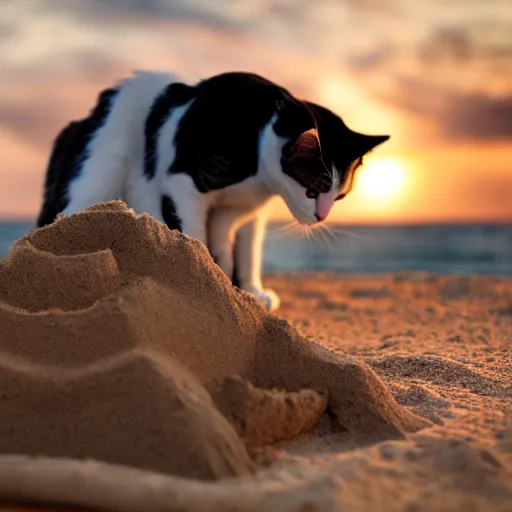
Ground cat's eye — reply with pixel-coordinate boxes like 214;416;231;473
306;188;319;199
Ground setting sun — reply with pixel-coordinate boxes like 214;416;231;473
354;157;408;204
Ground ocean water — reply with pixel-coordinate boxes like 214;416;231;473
1;221;511;276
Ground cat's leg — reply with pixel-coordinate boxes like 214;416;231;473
235;212;280;312
207;207;244;281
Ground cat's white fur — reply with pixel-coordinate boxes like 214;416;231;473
62;71;334;311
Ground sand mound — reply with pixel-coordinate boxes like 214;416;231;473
0;201;430;508
210;375;327;447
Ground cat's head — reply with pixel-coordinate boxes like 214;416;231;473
265;99;389;225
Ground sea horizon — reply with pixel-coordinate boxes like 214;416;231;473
2;220;512;276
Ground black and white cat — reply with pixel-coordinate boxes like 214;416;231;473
37;70;389;311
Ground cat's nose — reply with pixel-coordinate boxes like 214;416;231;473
316;190;337;222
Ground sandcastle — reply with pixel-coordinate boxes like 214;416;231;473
0;201;429;508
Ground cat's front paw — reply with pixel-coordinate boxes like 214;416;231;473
243;285;280;312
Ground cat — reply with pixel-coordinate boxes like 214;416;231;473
37;70;390;311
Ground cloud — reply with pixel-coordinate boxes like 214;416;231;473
0;21;17;41
443;93;512;140
420;26;474;63
425;19;512;59
0;50;129;148
347;45;397;72
344;10;512;142
44;0;253;33
48;0;393;23
0;102;60;147
380;75;512;141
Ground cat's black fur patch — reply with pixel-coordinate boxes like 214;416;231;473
144;83;196;180
161;194;182;231
169;73;297;192
36;87;119;227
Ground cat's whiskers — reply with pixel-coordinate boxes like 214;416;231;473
323;224;365;241
305;221;331;251
265;220;301;239
290;222;308;242
271;222;298;234
294;204;338;251
295;208;317;246
301;224;311;245
315;223;334;251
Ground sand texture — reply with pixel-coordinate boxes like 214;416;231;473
0;201;510;511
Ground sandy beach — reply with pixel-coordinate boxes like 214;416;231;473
0;202;510;512
267;272;512;506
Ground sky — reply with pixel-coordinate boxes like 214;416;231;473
0;0;511;223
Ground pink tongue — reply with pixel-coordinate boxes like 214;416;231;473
316;191;337;221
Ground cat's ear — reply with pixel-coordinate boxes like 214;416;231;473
354;133;390;156
290;128;321;162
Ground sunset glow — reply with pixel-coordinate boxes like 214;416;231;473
354;158;408;205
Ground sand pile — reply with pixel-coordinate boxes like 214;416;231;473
0;201;427;505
